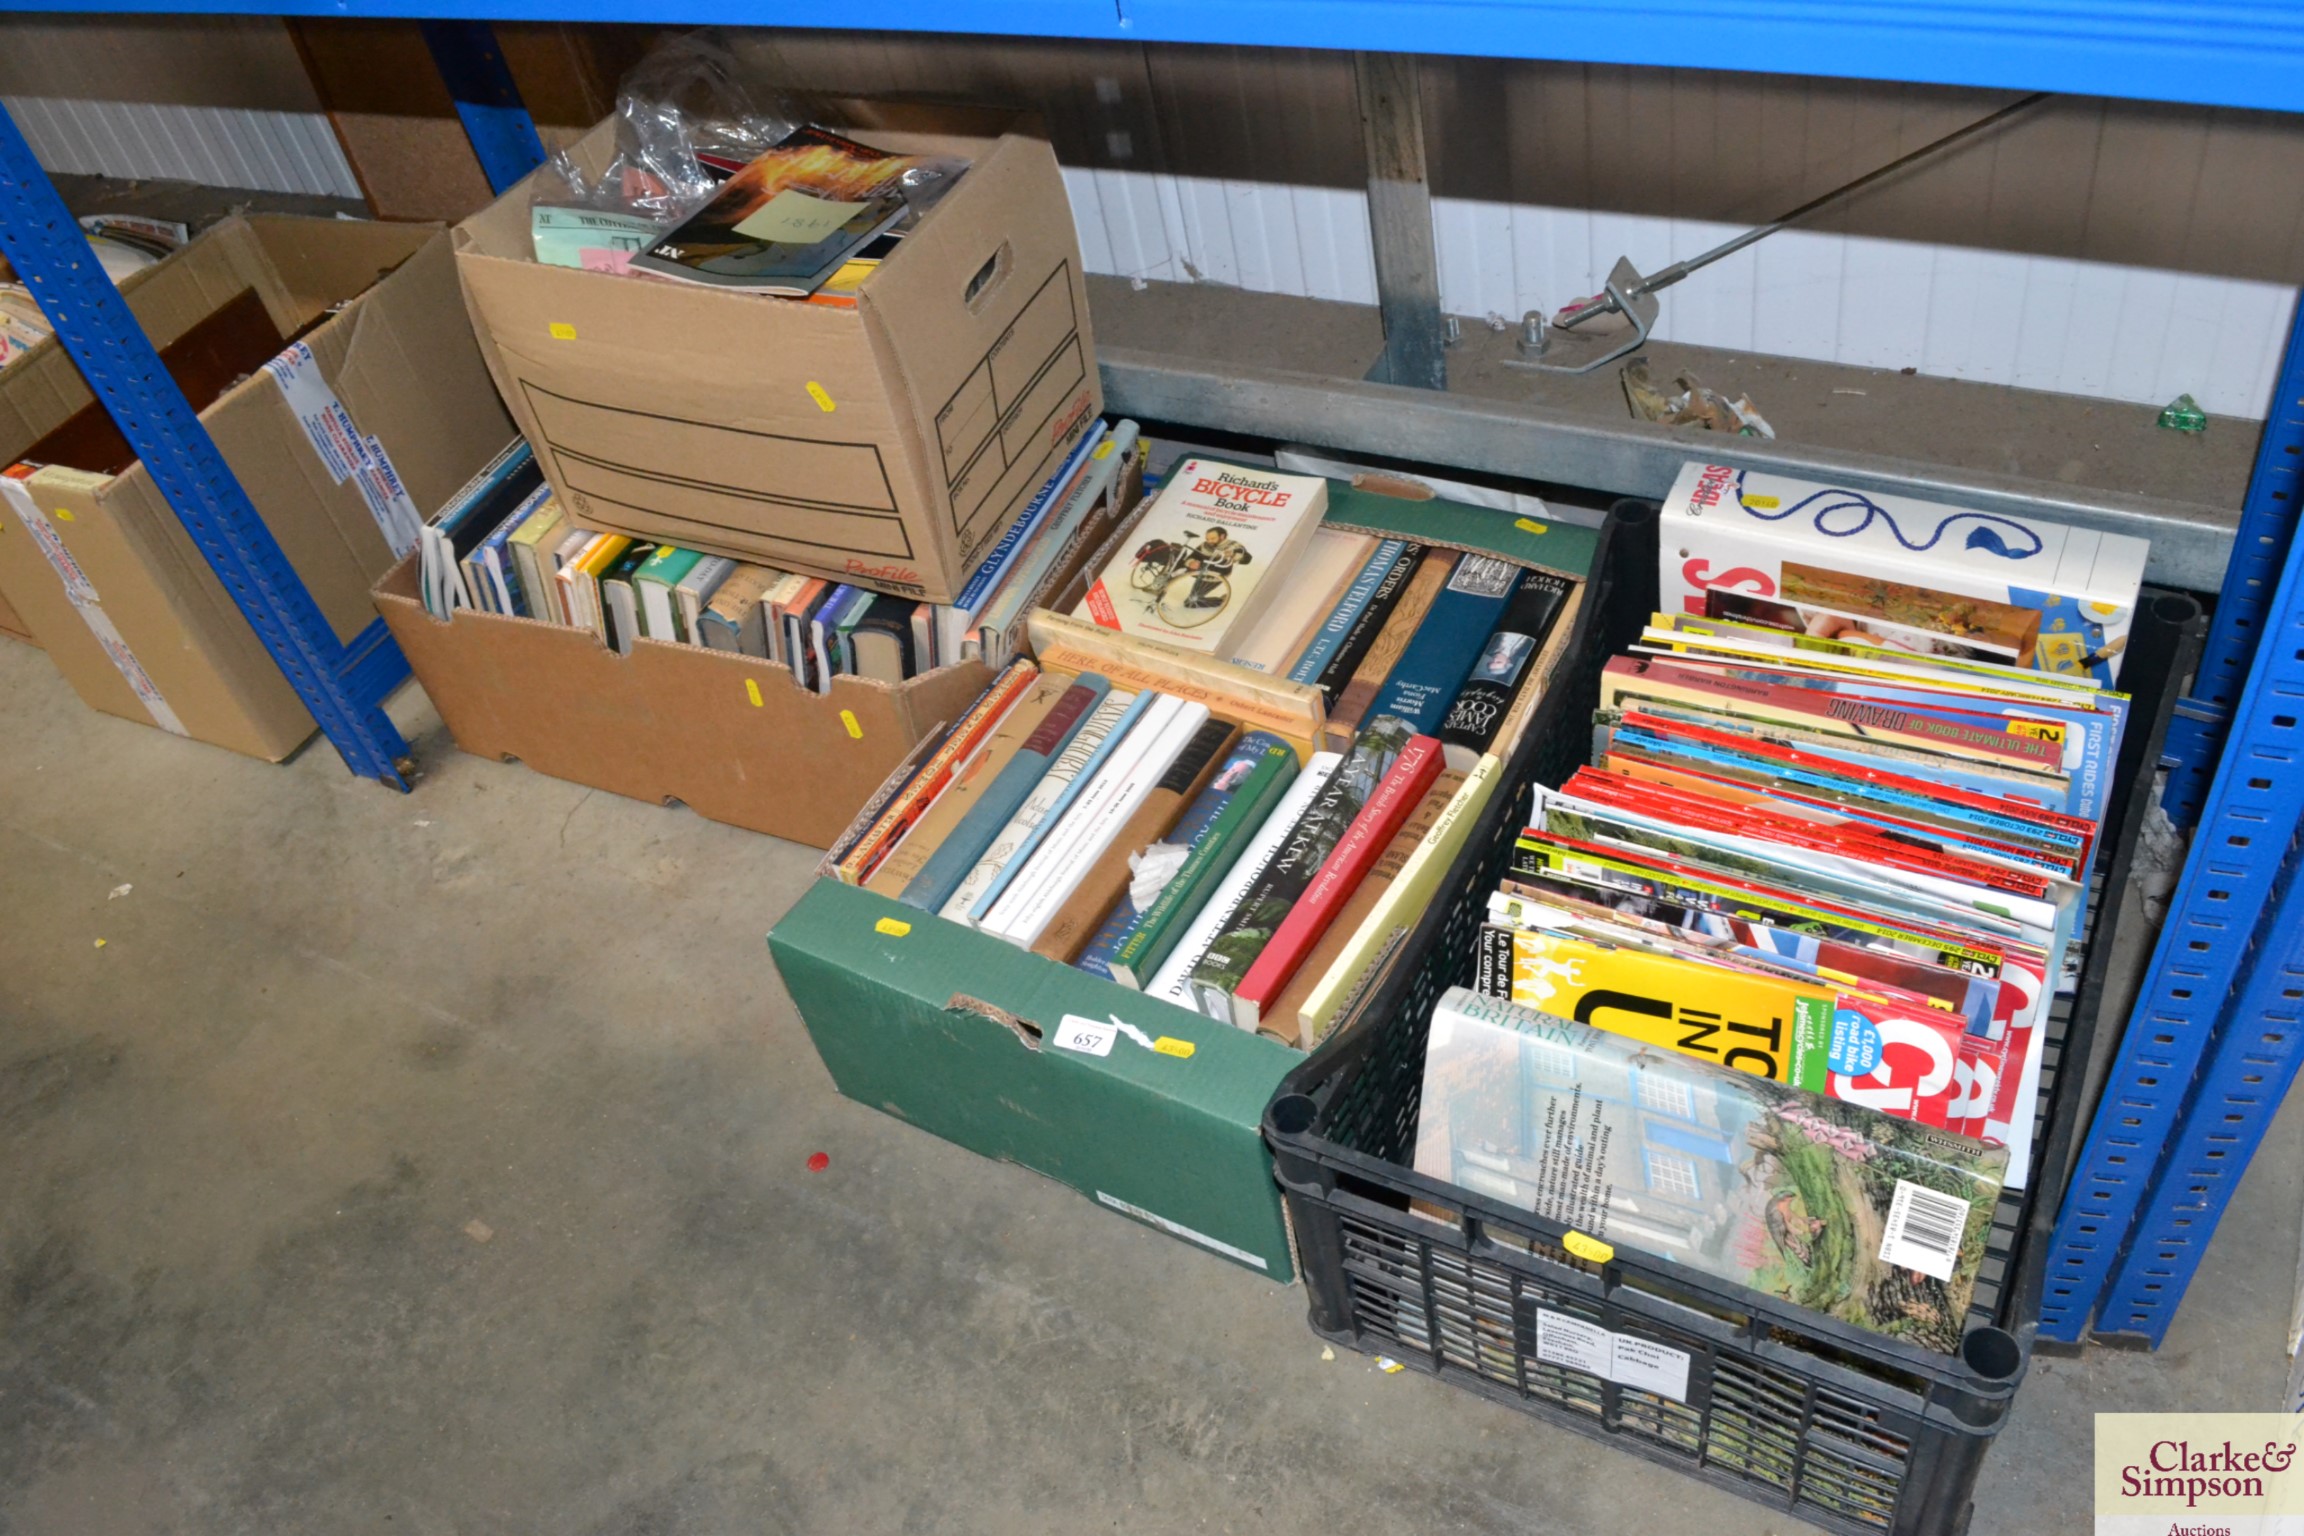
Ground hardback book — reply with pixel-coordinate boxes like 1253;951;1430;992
675;556;738;646
975;420;1142;671
782;580;833;686
560;533;633;636
634;545;705;642
699;564;778;657
944;686;1142;925
909;602;938;675
629;126;924;295
938;428;1107;666
867;669;1081;899
1074;458;1328;660
900;673;1112;913
1437;570;1572;769
1146;751;1343;1011
849;594;919;684
507;494;568;623
980;696;1211;946
1103;732;1300;989
544;526;594;628
598;542;655;653
1033;717;1239;966
811;584;867;690
1271;767;1465;1045
1660;460;2147;684
1289;537;1409;688
1323;549;1454;748
1412;987;2007;1353
1299;752;1504;1045
761;571;815;665
1228;527;1379;675
473;485;551;616
828;659;1040;886
1028;608;1326;762
1358;554;1523;736
1230;734;1446;1031
421;437;540;618
1185;717;1436;1023
1306;541;1426;707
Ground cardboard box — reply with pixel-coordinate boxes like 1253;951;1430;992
766;479;1603;1278
0;586;36;646
769;879;1302;1279
453;118;1101;605
373;555;999;849
0;215;515;759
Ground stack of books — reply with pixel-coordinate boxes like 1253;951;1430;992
823;456;1580;1047
1457;463;2147;1197
412;417;1140;692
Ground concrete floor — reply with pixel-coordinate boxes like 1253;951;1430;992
4;636;2300;1536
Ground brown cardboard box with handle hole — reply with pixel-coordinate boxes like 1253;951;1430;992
451;118;1100;605
0;215;515;760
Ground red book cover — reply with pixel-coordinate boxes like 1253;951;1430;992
1232;735;1444;1028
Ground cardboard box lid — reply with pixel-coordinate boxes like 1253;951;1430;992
769;878;1299;1278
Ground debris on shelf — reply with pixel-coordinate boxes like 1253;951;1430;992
1620;358;1776;439
2159;393;2209;433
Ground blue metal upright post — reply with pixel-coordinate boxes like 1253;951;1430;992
2089;839;2304;1344
2160;295;2304;828
0;103;412;786
2040;307;2304;1343
420;21;550;195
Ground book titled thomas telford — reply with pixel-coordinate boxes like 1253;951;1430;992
1075;459;1326;661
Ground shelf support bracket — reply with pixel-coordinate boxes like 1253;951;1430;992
422;21;550;195
1354;53;1447;393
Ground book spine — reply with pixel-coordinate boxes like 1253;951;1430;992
1035;717;1238;966
952;425;1105;615
831;660;1037;884
977;693;1177;940
1106;734;1298;988
1232;735;1445;1029
1289;538;1406;687
1437;570;1571;766
1363;554;1522;735
1147;753;1343;1010
962;690;1150;925
900;676;1111;913
1326;552;1452;745
985;696;1207;946
1473;923;1515;999
1309;542;1423;706
1187;726;1406;1019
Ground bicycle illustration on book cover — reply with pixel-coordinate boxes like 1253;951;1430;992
1128;528;1255;630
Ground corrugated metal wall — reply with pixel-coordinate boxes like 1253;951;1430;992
0;17;359;199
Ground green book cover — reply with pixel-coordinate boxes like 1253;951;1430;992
636;544;704;589
1109;739;1299;989
634;546;704;641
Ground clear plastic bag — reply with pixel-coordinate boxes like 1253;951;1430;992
540;29;799;223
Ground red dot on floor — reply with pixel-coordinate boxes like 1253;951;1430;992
806;1152;830;1172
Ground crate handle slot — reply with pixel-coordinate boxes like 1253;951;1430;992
963;243;1012;311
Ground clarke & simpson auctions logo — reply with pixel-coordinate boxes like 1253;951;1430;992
2097;1415;2304;1535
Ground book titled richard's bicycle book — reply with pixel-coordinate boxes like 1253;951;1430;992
1074;458;1326;661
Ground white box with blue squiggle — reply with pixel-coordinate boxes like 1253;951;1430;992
1659;462;2149;684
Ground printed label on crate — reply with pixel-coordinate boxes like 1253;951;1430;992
0;476;187;736
2097;1413;2304;1534
1533;1310;1693;1402
1050;1015;1116;1057
263;342;423;558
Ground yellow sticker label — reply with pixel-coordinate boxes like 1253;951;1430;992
840;709;863;740
1152;1036;1195;1058
1514;516;1548;535
548;322;578;341
1743;494;1780;509
1092;438;1116;459
2008;719;2065;743
52;508;74;521
806;381;836;413
745;678;763;707
874;917;911;937
1563;1230;1614;1264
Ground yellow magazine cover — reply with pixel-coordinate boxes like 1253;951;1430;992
1473;925;1836;1090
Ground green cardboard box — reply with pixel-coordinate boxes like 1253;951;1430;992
769;879;1304;1279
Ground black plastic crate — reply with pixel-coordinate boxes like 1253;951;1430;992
1264;501;2203;1536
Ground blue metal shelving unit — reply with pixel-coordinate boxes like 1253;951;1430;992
6;0;2304;1341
